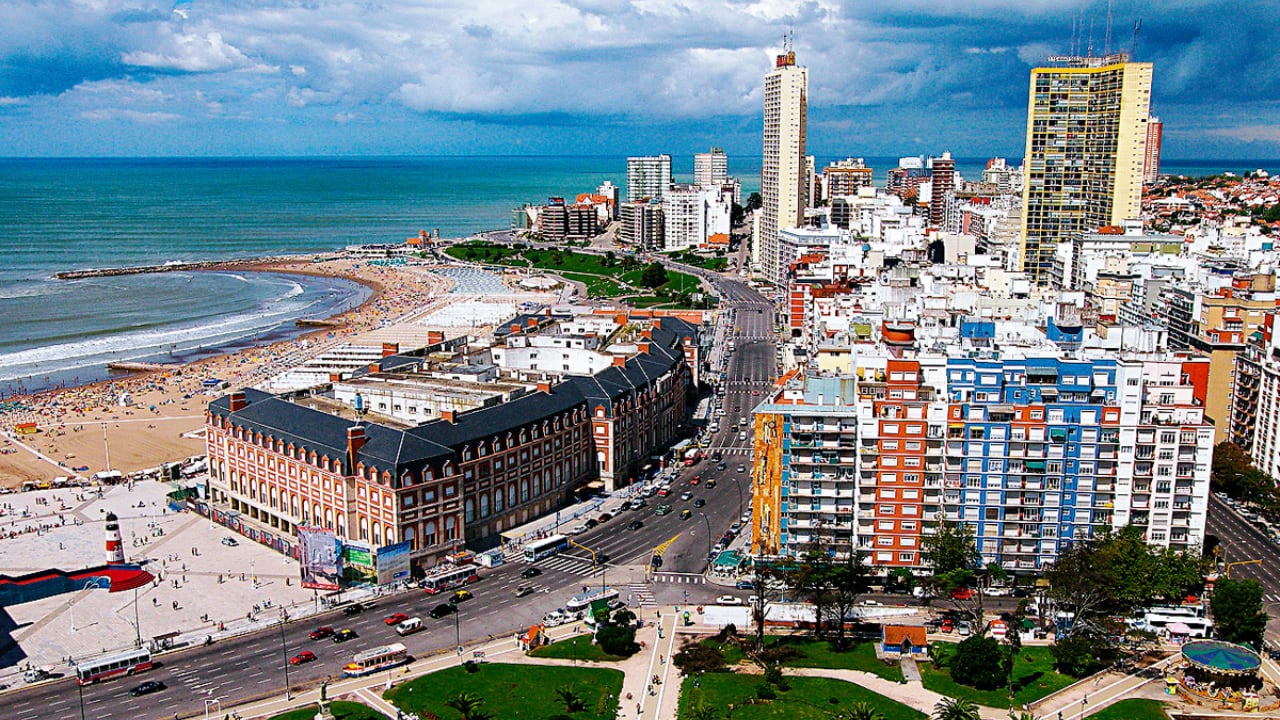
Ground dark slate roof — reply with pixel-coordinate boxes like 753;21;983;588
407;382;588;450
209;388;452;473
378;354;422;372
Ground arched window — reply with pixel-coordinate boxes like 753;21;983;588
423;521;437;547
359;517;369;541
521;479;529;502
404;525;416;551
480;493;490;518
507;485;516;508
324;508;334;530
372;523;382;546
465;498;475;523
445;516;457;541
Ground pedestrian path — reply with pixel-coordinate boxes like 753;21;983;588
629;583;656;607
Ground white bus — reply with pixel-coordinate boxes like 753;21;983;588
524;534;570;562
75;648;153;685
419;564;480;595
566;586;619;612
342;643;409;677
1133;605;1213;637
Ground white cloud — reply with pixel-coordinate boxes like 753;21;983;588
81;108;181;122
1209;125;1280;144
122;31;253;73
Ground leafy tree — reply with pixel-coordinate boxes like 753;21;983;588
831;701;884;720
444;692;491;720
745;192;762;211
731;202;746;227
1211;577;1268;648
949;635;1005;690
931;696;980;720
640;262;668;288
887;567;916;594
596;624;639;657
673;641;727;674
1051;635;1112;676
554;685;586;713
1045;538;1118;637
745;567;786;651
612;608;637;626
922;516;985;631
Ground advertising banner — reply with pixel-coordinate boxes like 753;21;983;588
376;541;412;585
297;526;341;590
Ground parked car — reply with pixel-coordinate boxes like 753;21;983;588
220;537;239;547
129;680;166;697
289;650;317;665
332;629;358;643
521;566;543;579
655;505;672;516
693;498;706;508
716;595;744;606
584;518;598;529
597;512;613;523
735;579;754;590
309;626;334;640
384;613;409;625
716;462;727;471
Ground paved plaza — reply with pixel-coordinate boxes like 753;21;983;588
0;481;315;687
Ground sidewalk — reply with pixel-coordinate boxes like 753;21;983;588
1029;653;1176;720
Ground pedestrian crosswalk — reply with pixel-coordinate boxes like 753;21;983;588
1266;593;1280;603
628;583;657;607
652;572;705;585
538;554;606;577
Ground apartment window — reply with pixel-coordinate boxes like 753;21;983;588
878;520;895;531
898;552;915;562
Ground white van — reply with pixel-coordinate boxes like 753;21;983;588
395;617;423;636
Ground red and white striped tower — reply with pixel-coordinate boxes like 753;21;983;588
105;511;125;563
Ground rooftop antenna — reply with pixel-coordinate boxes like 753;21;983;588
1086;16;1095;58
1104;0;1114;55
1131;18;1142;58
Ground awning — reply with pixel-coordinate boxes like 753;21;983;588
1167;622;1192;635
1025;460;1046;471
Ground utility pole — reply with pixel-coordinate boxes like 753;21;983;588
279;618;292;699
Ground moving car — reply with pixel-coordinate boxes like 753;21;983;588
342;603;366;616
680;491;693;501
429;603;456;619
627;520;644;531
693;498;706;508
736;464;746;473
220;537;239;547
396;618;424;635
384;613;409;625
309;626;335;640
521;567;543;579
515;585;536;598
716;462;727;471
129;680;166;697
655;504;672;516
289;650;317;665
690;475;701;485
680;509;693;520
451;589;473;604
332;629;358;643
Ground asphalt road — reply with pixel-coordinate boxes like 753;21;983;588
0;279;778;720
1204;493;1280;643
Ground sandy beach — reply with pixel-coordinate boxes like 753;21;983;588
0;254;455;489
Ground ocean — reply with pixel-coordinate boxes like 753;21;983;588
0;155;1273;398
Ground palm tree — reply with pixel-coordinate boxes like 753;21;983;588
932;696;981;720
555;685;587;713
687;701;721;720
444;691;490;720
831;701;884;720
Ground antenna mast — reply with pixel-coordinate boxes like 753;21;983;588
1104;0;1114;55
1131;18;1142;58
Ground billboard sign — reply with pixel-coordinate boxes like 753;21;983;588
376;541;412;585
297;527;341;590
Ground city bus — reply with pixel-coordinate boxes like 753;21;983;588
419;563;480;595
523;534;570;562
341;643;410;677
75;647;153;685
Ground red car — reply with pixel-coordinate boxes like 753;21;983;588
384;613;410;625
657;488;670;496
949;587;975;601
690;475;701;485
308;626;334;640
289;650;317;665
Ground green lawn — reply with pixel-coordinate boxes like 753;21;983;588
531;635;629;662
679;674;925;720
559;271;631;297
445;242;525;265
667;252;729;272
920;643;1077;708
270;701;388;720
1089;699;1169;720
385;662;624;720
706;637;902;683
525;248;624;277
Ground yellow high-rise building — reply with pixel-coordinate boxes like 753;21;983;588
1020;54;1152;284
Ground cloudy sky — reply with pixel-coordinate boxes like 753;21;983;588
1;0;1274;159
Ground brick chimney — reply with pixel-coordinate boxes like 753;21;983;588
536;381;552;393
228;390;247;413
651;318;662;329
527;318;538;329
427;330;445;345
510;324;521;334
381;342;399;357
612;355;627;367
346;425;366;467
641;329;653;340
638;342;650;354
441;409;456;423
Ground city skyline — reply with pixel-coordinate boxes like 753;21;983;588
1;0;1275;158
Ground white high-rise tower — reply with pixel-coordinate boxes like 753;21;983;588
759;43;807;284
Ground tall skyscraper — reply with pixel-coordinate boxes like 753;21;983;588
626;155;672;201
1144;116;1163;183
760;46;807;284
1019;53;1153;284
694;148;728;187
928;152;955;228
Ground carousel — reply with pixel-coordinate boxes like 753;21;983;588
1169;639;1276;712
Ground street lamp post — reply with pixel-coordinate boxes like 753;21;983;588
698;513;712;562
77;676;86;720
728;475;745;519
453;605;462;660
279;618;292;699
203;697;222;720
